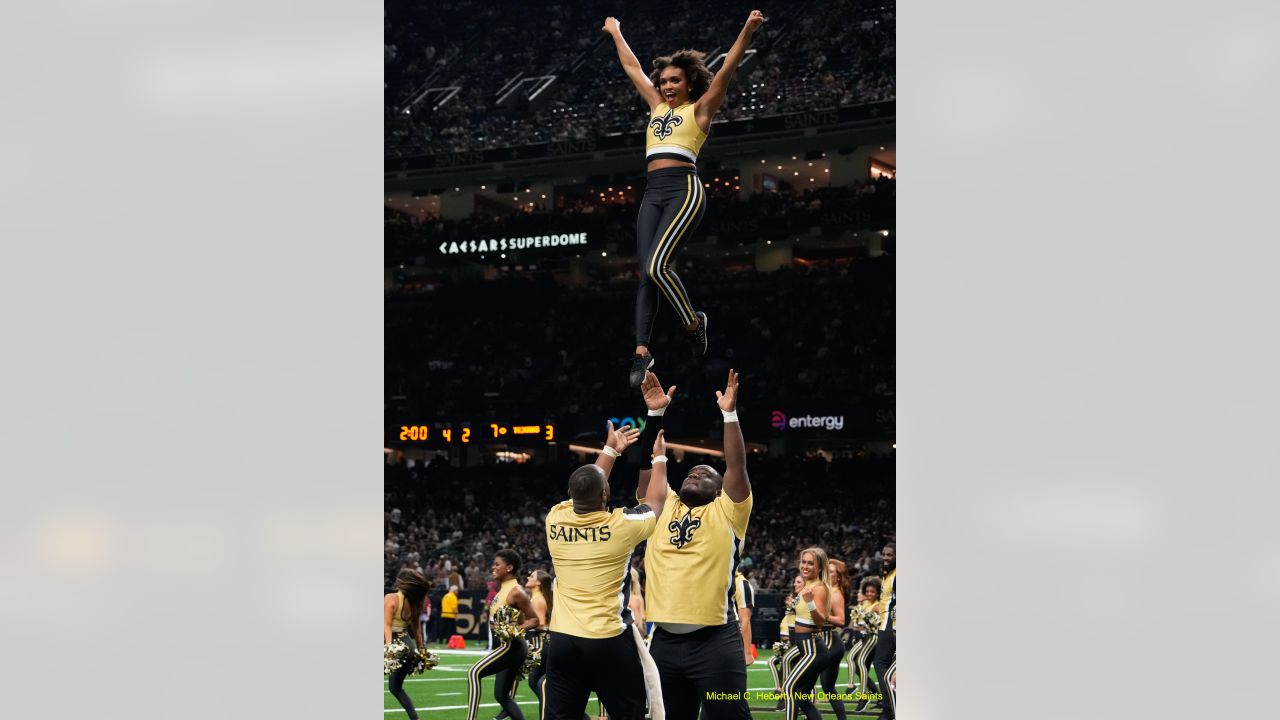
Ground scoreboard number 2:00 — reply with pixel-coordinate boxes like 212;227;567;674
397;426;472;443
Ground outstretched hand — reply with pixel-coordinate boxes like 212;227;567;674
745;10;765;33
605;420;641;452
715;369;740;412
640;371;677;412
652;429;666;458
602;16;620;34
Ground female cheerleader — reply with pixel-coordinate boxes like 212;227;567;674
385;568;430;720
770;574;803;711
603;10;766;388
846;576;885;712
780;548;831;720
522;569;552;715
466;549;539;720
819;559;852;720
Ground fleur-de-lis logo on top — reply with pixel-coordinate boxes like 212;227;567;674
668;509;702;549
649;107;683;141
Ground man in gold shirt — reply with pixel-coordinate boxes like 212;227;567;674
635;369;752;720
543;417;670;720
441;585;459;645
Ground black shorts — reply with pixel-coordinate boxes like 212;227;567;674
542;629;647;720
649;622;749;720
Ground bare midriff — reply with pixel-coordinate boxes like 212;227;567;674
646;158;697;172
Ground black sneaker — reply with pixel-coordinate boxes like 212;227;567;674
687;311;708;358
628;353;654;389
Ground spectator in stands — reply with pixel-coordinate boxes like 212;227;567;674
441;585;460;644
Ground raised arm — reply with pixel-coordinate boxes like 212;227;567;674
696;10;765;126
636;371;677;502
646;430;669;517
603;17;663;110
718;369;750;502
595;420;640;478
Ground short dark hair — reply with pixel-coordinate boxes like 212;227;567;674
495;548;522;575
568;464;606;503
692;464;724;489
648;50;714;101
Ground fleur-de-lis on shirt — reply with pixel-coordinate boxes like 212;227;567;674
667;510;702;549
649;107;683;141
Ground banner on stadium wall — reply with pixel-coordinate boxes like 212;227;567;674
428;590;492;638
438;233;589;256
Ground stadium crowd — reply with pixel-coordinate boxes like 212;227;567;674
385;0;895;157
384;453;895;596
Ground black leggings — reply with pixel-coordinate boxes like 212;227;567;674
781;633;827;720
388;632;420;720
634;166;706;347
467;637;528;720
819;630;848;720
873;628;895;718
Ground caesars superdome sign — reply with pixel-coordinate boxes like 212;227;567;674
438;233;589;256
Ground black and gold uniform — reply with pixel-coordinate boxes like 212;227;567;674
387;591;421;720
634;101;710;358
818;587;849;720
525;587;549;710
467;579;529;720
644;485;752;720
781;580;829;720
846;596;885;703
872;569;897;719
769;600;796;709
542;499;657;720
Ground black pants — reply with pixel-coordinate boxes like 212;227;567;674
782;633;827;720
819;630;849;720
650;622;749;720
634;166;706;347
872;628;896;718
467;637;528;720
388;632;420;720
441;616;457;641
543;629;648;720
845;632;879;697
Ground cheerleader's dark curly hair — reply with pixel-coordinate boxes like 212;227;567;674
649;50;714;101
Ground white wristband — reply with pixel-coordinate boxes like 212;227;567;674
721;410;739;423
601;446;620;458
807;601;818;611
651;455;668;464
648;407;666;417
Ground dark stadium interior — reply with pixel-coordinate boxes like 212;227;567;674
383;0;896;642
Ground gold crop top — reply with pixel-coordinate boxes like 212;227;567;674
793;580;824;628
645;102;708;164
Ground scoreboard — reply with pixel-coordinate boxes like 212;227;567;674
388;421;555;447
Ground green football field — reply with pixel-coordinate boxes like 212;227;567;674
385;642;885;718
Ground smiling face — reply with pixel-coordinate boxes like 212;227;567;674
792;575;804;594
491;555;512;581
658;66;690;106
799;551;819;581
525;572;540;591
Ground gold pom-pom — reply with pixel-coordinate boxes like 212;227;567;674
490;605;524;644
